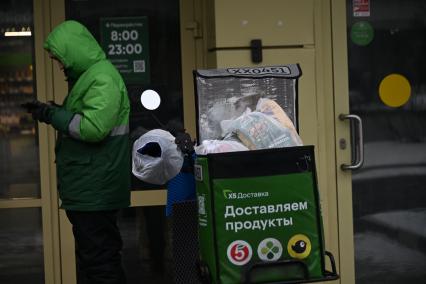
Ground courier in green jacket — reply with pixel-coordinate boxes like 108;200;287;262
25;20;130;283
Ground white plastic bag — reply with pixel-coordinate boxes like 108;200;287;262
194;139;248;155
132;129;184;185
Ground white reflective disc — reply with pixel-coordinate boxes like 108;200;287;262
141;89;161;110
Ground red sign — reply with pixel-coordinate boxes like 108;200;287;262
353;0;370;17
227;240;252;266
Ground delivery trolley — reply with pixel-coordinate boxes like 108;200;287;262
192;65;339;284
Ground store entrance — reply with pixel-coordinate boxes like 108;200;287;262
0;0;45;283
346;0;426;282
0;0;198;283
59;0;197;283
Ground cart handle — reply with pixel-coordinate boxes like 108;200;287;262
242;259;309;284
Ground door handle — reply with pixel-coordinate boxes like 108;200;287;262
339;114;364;170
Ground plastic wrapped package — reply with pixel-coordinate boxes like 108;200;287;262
132;129;184;185
256;98;296;131
221;110;303;150
194;139;249;155
256;98;303;145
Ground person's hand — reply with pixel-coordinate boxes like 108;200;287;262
21;100;54;124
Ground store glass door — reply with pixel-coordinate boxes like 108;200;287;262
0;0;44;283
62;0;194;283
346;0;426;283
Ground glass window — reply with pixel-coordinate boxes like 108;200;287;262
120;206;173;283
0;0;40;199
346;0;426;283
65;0;183;190
0;208;44;283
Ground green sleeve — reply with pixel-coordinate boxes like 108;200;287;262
50;107;74;133
78;74;120;142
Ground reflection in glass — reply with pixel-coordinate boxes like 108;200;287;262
0;208;44;283
119;206;173;283
0;0;40;199
346;0;426;283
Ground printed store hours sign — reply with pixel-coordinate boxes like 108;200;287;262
100;16;150;84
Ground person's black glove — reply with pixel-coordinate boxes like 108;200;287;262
21;100;54;124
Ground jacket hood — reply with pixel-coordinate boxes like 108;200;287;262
44;20;106;80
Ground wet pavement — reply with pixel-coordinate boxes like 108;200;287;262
355;209;426;284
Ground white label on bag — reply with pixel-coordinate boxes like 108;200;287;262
194;164;203;181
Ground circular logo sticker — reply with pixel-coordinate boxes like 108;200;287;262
257;238;283;261
287;234;312;259
350;21;374;46
379;73;411;107
227;240;252;266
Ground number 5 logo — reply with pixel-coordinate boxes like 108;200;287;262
227;240;252;266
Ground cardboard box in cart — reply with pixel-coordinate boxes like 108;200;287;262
193;65;338;284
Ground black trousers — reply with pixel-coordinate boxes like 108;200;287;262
66;210;126;284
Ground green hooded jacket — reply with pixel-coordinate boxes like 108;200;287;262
44;20;130;211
